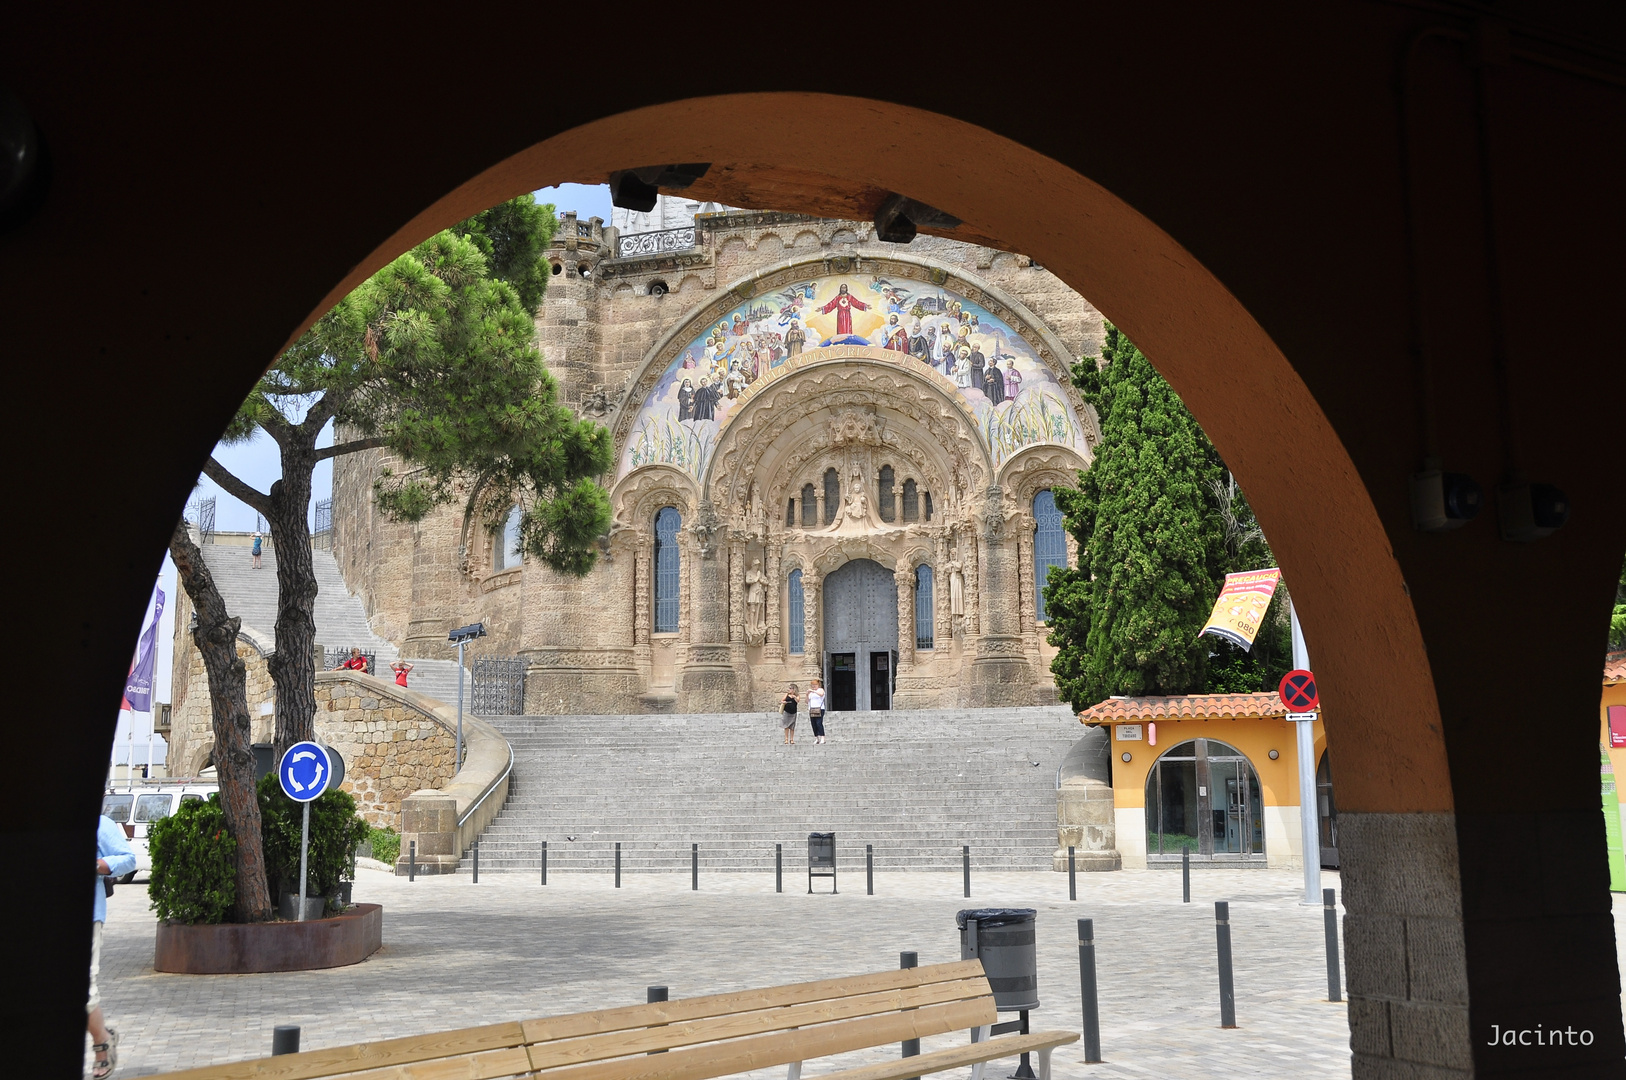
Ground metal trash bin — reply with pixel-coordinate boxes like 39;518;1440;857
808;832;836;893
957;908;1039;1011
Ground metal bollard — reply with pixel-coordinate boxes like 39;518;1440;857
1324;888;1343;1002
776;843;782;893
647;985;669;1054
615;842;621;888
867;844;874;895
541;840;547;885
471;839;479;884
1182;845;1190;903
962;845;971;898
692;843;698;891
1068;846;1077;901
1215;901;1237;1028
1078;919;1101;1062
900;950;920;1075
408;840;416;882
271;1025;301;1056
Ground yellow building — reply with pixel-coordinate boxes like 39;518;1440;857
1600;653;1626;864
1078;693;1329;871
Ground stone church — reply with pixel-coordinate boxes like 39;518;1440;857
331;199;1107;714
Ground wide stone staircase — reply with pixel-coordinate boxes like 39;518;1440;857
199;541;470;710
460;707;1082;875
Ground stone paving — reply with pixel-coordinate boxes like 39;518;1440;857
95;864;1378;1079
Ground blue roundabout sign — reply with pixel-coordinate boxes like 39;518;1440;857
278;741;333;803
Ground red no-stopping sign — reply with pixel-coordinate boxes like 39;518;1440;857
1279;669;1319;712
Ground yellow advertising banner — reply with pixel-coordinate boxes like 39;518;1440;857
1200;569;1282;650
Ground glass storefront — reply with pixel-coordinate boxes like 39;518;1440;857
1144;739;1265;862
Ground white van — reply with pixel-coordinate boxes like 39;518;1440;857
101;782;219;882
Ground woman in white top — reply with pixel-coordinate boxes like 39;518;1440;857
807;678;828;744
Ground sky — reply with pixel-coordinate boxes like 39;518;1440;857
117;184;617;761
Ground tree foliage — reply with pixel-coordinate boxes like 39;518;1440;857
1044;326;1227;708
202;194;611;760
1610;553;1626;652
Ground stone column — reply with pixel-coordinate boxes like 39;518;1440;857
935;533;954;655
633;539;651;660
803;570;822;683
961;487;1035;707
1016;528;1043;669
764;543;783;661
678;502;739;710
895;565;915;670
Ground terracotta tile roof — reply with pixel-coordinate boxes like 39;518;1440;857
1078;692;1288;723
1607;652;1626;686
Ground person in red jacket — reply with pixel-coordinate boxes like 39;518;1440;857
336;647;369;673
390;660;413;688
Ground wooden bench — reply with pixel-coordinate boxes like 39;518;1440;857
157;959;1078;1080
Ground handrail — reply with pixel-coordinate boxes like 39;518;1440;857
458;739;513;828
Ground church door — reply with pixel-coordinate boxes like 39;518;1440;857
821;558;899;711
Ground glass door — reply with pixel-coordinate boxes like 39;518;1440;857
1146;739;1265;862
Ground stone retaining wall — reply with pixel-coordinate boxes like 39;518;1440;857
314;671;459;829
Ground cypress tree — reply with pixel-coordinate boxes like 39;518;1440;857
1044;325;1227;708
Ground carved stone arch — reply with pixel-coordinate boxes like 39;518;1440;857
899;543;935;572
998;444;1090;512
809;535;899;578
611;464;700;533
700;346;994;518
605;254;1100;466
188;740;215;777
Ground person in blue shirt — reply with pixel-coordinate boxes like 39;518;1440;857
90;814;136;1079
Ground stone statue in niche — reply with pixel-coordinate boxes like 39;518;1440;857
948;560;965;617
744;558;768;644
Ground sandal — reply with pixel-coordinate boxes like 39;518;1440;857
91;1027;118;1079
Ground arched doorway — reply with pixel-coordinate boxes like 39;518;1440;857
1317;750;1339;870
1144;739;1265;863
821;558;897;711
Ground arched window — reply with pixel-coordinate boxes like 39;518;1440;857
823;468;840;525
493;505;523;570
786;498;796;527
787;569;805;654
915;564;934;650
923;491;933;521
878;465;896;522
901;479;919;522
801;483;817;527
1144;739;1264;859
653;506;682;633
1032;490;1068;622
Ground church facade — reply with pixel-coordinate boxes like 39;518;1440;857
332;206;1106;714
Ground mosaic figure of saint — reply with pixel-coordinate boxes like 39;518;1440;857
1002;361;1023;400
820;282;869;337
692;375;719;421
677;378;695;421
985;356;1006;405
883;313;911;354
954;346;974;389
969;343;986;392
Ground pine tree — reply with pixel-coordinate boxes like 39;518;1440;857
200;194;612;763
1044;325;1227;708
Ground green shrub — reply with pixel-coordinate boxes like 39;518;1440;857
148;795;237;924
367;826;400;866
257;773;371;909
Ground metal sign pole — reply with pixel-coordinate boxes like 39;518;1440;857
1290;602;1320;906
455;640;466;770
298;800;311;922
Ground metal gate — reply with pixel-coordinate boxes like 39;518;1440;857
472;656;526;715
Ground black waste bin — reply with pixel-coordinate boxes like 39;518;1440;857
808;832;836;893
957;908;1039;1011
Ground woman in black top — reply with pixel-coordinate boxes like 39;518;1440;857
780;683;799;745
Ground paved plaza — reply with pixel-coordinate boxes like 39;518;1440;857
94;864;1370;1079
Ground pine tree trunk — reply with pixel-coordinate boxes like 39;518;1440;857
266;446;318;763
169;520;273;923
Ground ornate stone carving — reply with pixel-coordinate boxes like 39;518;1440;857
690;503;723;560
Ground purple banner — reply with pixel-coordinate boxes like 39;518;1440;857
122;587;166;713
